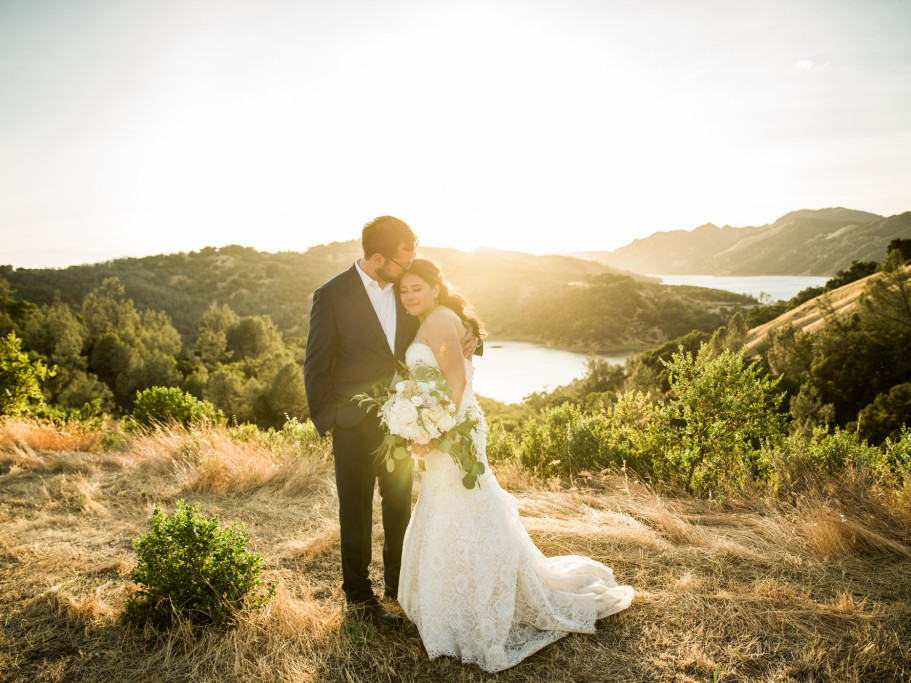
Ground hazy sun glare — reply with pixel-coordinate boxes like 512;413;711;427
1;0;909;267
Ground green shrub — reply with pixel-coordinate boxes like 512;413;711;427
279;415;323;448
642;345;787;495
803;426;876;475
124;500;276;626
31;398;107;432
486;423;520;464
0;332;51;416
129;386;224;429
868;426;911;491
518;402;627;479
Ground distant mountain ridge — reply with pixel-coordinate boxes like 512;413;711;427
570;208;910;276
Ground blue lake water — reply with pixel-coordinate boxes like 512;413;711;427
650;274;830;302
472;341;633;404
473;275;829;403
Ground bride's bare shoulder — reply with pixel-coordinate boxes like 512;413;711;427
420;306;463;337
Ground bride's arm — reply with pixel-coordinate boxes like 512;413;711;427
422;308;467;411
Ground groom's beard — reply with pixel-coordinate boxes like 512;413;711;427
376;264;402;284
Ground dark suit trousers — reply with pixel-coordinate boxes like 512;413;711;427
332;415;413;604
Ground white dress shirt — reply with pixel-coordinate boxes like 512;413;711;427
354;259;397;353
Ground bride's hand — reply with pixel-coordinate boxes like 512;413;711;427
412;443;433;458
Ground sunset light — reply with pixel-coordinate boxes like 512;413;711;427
1;0;909;267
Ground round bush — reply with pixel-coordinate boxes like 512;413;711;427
130;386;223;428
124;500;275;626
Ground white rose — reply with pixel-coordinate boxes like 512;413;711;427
424;405;455;433
382;397;419;438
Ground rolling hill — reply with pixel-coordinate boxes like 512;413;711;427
2;242;627;341
742;263;911;355
7;243;742;352
571;208;911;276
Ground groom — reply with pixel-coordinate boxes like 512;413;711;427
304;216;476;627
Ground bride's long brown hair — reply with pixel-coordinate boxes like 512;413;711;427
398;258;486;338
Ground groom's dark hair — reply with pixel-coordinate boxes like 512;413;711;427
362;216;418;258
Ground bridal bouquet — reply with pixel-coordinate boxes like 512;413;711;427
354;364;486;489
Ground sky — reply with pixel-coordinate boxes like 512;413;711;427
1;0;909;269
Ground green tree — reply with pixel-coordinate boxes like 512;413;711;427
859;250;911;333
225;315;283;360
708;311;748;355
764;324;814;382
260;360;308;426
23;301;87;370
195;302;239;366
81;277;140;336
825;260;878;290
857;383;911;445
136;309;182;357
886;238;911;263
788;382;835;438
577;354;625;396
56;370;115;411
0;332;51;416
205;366;256;424
81;279;184;411
0;279;37;337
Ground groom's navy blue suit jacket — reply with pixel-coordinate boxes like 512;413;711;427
304;265;419;437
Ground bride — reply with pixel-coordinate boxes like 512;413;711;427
394;258;634;673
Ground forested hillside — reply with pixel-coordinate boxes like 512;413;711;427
2;243;629;341
2;242;750;349
0;244;752;423
572;207;911;276
500;243;911;448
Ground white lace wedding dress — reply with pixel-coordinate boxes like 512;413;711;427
398;343;634;673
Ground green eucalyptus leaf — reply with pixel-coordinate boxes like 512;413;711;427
386;459;395;473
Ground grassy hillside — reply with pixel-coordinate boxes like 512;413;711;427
1;419;909;682
572;208;910;276
743;272;869;356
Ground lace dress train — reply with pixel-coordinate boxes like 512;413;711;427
398;344;634;673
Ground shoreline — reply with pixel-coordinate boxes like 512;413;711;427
482;337;647;358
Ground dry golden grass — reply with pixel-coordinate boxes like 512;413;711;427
1;418;910;682
0;417;105;457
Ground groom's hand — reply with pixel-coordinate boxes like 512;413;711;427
459;323;479;359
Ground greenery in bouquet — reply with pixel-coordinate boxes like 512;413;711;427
355;363;486;489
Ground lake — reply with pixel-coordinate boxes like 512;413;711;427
473;275;831;403
651;274;830;302
472;341;633;404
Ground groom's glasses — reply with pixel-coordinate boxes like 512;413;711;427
386;254;415;271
